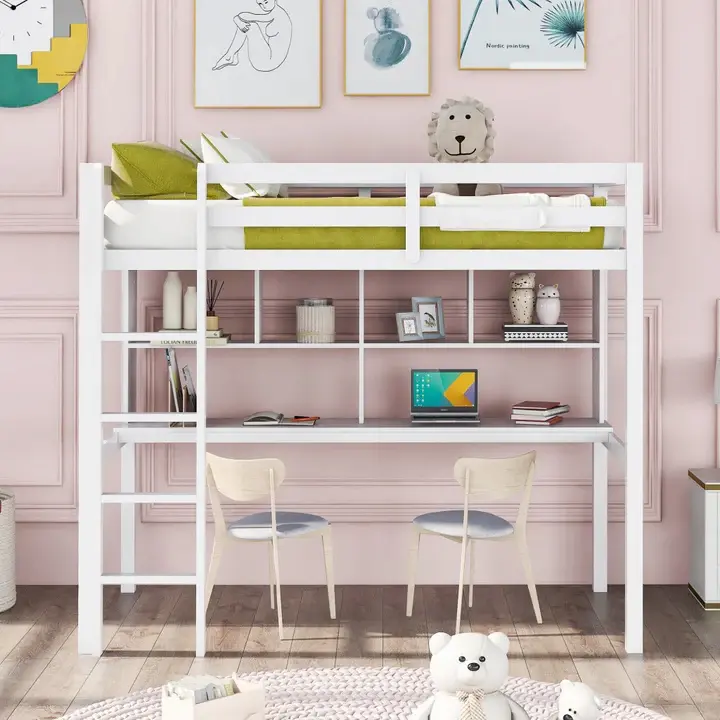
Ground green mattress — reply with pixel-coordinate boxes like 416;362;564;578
242;196;607;250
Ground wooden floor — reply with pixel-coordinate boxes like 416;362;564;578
1;585;719;720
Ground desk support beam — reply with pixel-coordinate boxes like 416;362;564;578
120;270;138;594
592;268;609;593
624;163;644;654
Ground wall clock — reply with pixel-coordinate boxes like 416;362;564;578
0;0;88;108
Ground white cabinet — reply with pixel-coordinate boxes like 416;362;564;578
689;469;720;609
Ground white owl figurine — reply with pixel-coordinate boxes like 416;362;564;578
536;284;561;325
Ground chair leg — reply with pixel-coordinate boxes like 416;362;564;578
321;528;336;620
271;536;284;640
268;542;275;610
205;537;225;613
468;540;475;609
406;525;422;617
456;536;469;634
517;533;542;624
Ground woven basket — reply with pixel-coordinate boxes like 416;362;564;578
0;490;16;613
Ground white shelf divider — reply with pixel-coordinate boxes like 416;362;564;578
468;270;475;344
358;270;365;425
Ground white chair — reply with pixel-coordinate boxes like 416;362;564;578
205;453;336;640
406;451;542;633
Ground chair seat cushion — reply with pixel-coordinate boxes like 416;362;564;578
228;511;329;541
413;509;514;539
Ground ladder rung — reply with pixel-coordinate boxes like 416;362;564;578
101;493;197;504
102;413;199;423
101;574;197;586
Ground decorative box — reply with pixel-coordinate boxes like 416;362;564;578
161;674;264;720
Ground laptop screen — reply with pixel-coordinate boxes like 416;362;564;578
411;369;478;414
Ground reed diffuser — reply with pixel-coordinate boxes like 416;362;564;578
206;279;224;331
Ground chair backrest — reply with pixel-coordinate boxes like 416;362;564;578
453;451;536;500
206;453;286;532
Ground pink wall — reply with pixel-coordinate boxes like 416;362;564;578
0;0;711;585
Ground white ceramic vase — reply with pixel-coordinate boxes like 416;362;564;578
163;272;183;330
183;286;197;330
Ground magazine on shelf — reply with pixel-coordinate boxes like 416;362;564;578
165;348;183;412
242;412;318;426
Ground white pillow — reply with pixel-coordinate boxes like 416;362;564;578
200;133;280;199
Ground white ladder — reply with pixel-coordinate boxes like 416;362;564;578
78;163;209;657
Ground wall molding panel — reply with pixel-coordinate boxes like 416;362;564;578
0;25;89;234
138;298;662;526
0;301;78;521
635;0;663;232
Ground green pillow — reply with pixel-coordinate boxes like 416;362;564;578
111;142;230;200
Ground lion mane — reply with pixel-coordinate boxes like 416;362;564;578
428;97;496;163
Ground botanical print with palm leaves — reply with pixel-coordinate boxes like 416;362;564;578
461;0;553;59
459;0;586;69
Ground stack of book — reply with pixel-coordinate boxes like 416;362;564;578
511;401;570;426
165;348;197;414
503;323;568;342
205;328;229;346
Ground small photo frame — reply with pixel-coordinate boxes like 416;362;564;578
412;297;445;340
344;0;431;96
396;312;424;342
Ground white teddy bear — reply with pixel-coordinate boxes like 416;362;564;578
411;631;529;720
557;679;602;720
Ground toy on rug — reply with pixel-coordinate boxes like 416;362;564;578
411;631;530;720
509;272;536;325
428;97;502;198
557;679;602;720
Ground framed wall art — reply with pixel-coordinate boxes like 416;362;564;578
195;0;323;109
345;0;431;96
459;0;586;71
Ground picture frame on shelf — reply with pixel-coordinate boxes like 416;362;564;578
396;312;424;342
411;297;445;340
344;0;431;96
194;0;323;108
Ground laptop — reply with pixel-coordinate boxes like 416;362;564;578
410;369;480;424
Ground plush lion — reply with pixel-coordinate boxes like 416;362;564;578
428;97;502;197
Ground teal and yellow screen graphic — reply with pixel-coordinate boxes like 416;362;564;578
412;370;477;409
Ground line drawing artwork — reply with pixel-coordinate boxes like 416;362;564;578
364;7;412;68
213;0;293;73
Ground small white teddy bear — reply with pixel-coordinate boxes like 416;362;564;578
411;631;529;720
557;679;602;720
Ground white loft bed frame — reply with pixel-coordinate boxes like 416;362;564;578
77;162;645;657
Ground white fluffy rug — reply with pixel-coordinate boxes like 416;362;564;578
60;667;664;719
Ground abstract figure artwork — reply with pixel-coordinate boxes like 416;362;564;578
195;0;322;108
364;7;412;69
345;0;430;96
459;0;586;70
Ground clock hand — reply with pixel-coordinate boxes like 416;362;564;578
0;0;16;9
13;0;30;6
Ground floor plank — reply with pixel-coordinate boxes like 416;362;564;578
335;586;383;667
3;585;718;719
504;585;579;685
288;586;341;669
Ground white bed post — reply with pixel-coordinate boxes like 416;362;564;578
195;164;209;658
405;169;421;265
592;267;609;593
120;270;138;594
358;270;365;424
254;270;262;344
78;163;105;656
625;163;644;654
